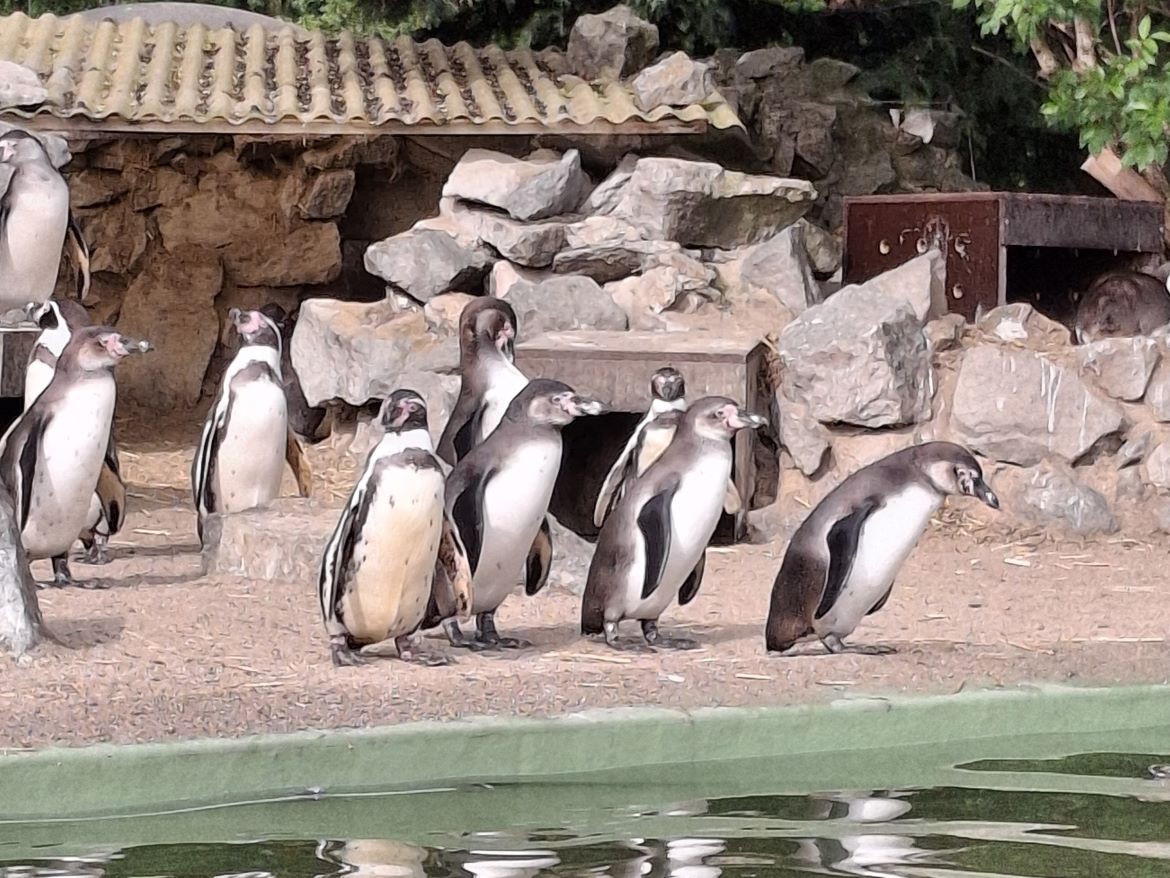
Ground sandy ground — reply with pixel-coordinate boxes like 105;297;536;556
2;419;1169;750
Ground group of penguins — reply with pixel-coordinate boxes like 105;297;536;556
0;126;1004;667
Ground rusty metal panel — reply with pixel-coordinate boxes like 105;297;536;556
843;196;1002;322
1000;193;1164;252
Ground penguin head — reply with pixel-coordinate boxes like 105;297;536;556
229;307;281;352
650;367;686;402
26;300;57;329
0;130;49;166
461;298;518;362
72;328;153;371
917;442;1000;509
380;389;429;433
688;396;768;440
508;378;606;427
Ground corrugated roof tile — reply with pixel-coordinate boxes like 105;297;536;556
0;10;741;135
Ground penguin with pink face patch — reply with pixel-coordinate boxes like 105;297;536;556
192;308;289;543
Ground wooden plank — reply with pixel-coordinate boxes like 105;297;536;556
1081;148;1170;249
517;330;766;363
1000;192;1163;252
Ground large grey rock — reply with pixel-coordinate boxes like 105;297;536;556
712;224;821;316
950;346;1124;465
0;63;46;108
1018;460;1118;536
777;286;933;428
735;46;805;81
545;515;594;594
567;5;659;80
797;218;842;277
364;229;493;302
606;263;711;330
1077;336;1160;401
442;148;592;222
777;391;830;476
1145;442;1170;489
291;298;456;406
584;157;816;249
977;302;1072;348
202;499;332;581
631;52;715;111
501;274;628;334
420;199;567;268
835;250;946;322
553;216;680;282
1144;356;1170;420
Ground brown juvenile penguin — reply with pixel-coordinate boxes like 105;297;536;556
1074;270;1170;344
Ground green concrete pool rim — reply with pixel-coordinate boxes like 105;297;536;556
5;682;1170;823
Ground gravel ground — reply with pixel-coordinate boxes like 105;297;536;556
2;424;1168;750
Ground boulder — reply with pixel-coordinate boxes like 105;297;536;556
364;228;493;302
735;46;805;81
202;499;332;581
711;223;821;317
489;261;547;298
442;148;592;222
236;222;341;286
130;167;197;212
299;135;399;171
291;298;456;406
500;274;628;334
606;266;704;330
430;201;567;268
1017;459;1119;536
631;52;715;111
777;285;932;428
288;169;356;220
118;248;223;409
977;302;1073;349
544;515;595;594
553;216;679;282
1118;426;1155;468
424;292;477;334
950;346;1124;465
68;169;130;208
566;5;659;80
797;218;842;277
0;62;46;108
926;313;966;352
1076;336;1160;401
1145;442;1170;490
1144;357;1170;420
80;201;148;275
584;157;816;249
835;250;946;322
777;390;830;476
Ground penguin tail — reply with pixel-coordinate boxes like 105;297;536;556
764;613;811;655
66;212;91;300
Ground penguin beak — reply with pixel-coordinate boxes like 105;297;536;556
496;324;515;357
119;336;153;355
727;408;767;430
564;394;606;417
973;478;1000;510
23;302;39;321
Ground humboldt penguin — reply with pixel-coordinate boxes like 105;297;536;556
592;368;742;528
437;296;554;598
24;299;127;565
765;441;999;656
424;379;605;649
582;397;766;651
0;129;90;313
0;327;151;586
1074;269;1170;343
192;308;290;544
319;389;472;667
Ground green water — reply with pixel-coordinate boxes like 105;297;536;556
5;744;1170;878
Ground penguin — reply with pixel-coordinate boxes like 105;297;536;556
0;129;90;313
581;396;766;652
192;308;290;544
23;298;126;566
318;389;472;668
765;441;999;656
592;367;743;528
437;296;554;599
1073;269;1170;344
0;326;151;586
423;379;605;650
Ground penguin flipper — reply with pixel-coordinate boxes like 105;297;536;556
867;583;894;616
678;549;706;606
433;509;473;621
593;422;644;528
95;461;126;536
525;515;552;596
637;481;679;600
192;395;227;542
318;472;372;630
103;424;121;480
449;466;494;575
722;479;742;515
285;426;313;498
3;413;45;532
66;212;91;300
814;496;884;620
437;388;483;466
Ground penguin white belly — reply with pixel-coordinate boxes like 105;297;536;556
22;386;114;558
471;440;560;614
214;378;287;514
340;467;444;644
623;453;730;620
1;179;69;305
477;367;528;442
814;485;942;638
23;360;53;410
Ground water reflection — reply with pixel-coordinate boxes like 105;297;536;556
317;839;428;878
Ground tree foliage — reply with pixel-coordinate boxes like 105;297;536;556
957;0;1170;171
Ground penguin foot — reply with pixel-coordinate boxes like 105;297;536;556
488;636;531;650
81;538;112;566
330;638;367;667
821;634;895;656
443;620;492;651
641;621;699;651
395;636;453;666
51;556;73;586
474;613;530;650
73;578;112;590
